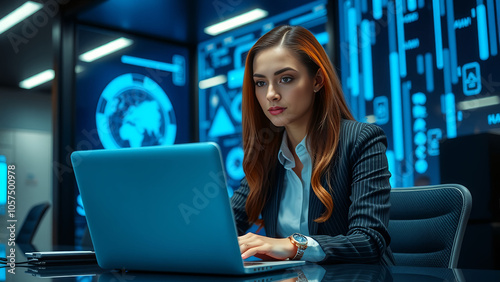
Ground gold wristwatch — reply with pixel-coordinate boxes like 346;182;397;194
288;233;308;260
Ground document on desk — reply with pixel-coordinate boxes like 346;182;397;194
25;251;97;265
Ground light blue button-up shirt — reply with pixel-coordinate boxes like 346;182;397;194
277;131;326;263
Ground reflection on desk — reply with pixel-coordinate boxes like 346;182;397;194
14;262;500;282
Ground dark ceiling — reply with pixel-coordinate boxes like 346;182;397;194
0;0;316;93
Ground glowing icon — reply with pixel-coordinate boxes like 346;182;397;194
226;147;245;181
415;159;428;173
462;62;481;96
427;128;442;156
96;73;177;149
412;92;426;105
373;96;389;125
413;118;426;132
208;107;236;137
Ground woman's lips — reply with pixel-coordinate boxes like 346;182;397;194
268;106;286;115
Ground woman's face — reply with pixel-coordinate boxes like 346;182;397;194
252;46;321;133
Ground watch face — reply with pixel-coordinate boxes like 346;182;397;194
293;233;307;244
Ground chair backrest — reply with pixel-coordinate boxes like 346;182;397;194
389;184;472;268
16;202;51;244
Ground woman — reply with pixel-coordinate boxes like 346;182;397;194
231;25;394;265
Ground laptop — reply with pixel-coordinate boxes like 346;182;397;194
71;142;305;275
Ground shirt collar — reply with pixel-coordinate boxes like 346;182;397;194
278;131;309;169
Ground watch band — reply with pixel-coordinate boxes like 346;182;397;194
289;233;308;260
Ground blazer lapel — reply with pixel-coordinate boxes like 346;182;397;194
262;165;285;238
308;185;323;235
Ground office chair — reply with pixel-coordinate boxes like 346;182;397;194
389;184;472;268
16;202;51;245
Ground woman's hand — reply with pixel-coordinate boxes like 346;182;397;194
238;232;297;260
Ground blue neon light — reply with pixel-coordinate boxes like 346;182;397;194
0;156;6;215
315;32;329;46
289;9;327;26
355;0;362;24
487;0;498;56
395;0;407;77
446;0;458;84
433;0;444;69
386;150;396;187
387;1;397;53
362;0;368;12
425;53;434;92
228;68;244;89
370;21;377;45
0;243;5;281
390;52;404;161
121;55;181;73
443;49;451;94
416;54;424;74
408;0;417;11
348;7;360;97
373;0;383;19
361;20;374;101
462;62;482;95
497;0;500;54
445;93;457;138
402;82;414;187
477;4;490;60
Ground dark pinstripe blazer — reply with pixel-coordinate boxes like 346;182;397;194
231;119;395;265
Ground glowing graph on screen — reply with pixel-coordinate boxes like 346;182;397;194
338;0;500;186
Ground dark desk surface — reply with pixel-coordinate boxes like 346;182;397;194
5;245;500;282
7;262;500;282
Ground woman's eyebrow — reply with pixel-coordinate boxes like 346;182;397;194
253;67;297;78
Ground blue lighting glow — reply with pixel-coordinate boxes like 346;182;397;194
445;93;457;138
386;150;396;187
348;7;360;97
477;4;490;60
408;0;417;11
416;54;424;74
446;0;458;84
361;20;374;101
433;0;443;69
390;52;404;161
395;0;407;77
373;0;382;20
425;53;434;92
95;73;177;149
0;156;6;215
121;55;181;73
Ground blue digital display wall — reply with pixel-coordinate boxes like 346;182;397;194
74;25;191;243
198;0;329;194
337;0;500;187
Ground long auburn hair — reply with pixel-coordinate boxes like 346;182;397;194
242;25;354;226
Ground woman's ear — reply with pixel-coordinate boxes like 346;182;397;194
313;68;325;92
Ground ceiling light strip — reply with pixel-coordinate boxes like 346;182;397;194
19;69;54;89
199;75;227;89
0;1;43;34
79;37;133;63
204;8;268;36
